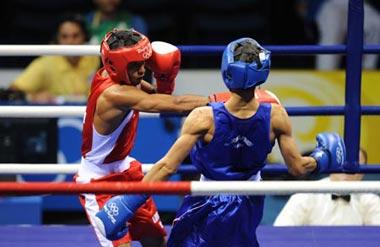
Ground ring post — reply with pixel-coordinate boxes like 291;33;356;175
344;0;363;172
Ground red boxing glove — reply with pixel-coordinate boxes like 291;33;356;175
255;89;281;105
146;41;181;94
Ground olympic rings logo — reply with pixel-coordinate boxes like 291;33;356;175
108;202;119;216
137;45;152;59
336;144;344;165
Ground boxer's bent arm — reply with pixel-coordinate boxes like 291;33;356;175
273;105;317;177
140;80;156;94
144;107;212;182
104;85;209;113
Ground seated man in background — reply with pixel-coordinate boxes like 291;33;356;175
95;37;347;246
274;148;380;226
9;13;100;103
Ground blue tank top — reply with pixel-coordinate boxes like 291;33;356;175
190;102;274;180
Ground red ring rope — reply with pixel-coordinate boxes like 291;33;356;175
0;182;191;195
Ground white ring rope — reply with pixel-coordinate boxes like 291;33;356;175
0;106;159;118
0;164;154;174
0;164;379;195
190;181;380;195
0;45;99;56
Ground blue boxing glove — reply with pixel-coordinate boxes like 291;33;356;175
94;194;148;240
310;132;346;173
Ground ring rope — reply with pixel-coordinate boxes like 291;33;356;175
191;181;380;196
0;181;190;195
0;164;169;174
0;106;159;118
1;164;380;174
0;181;379;195
0;45;380;56
1;105;380;118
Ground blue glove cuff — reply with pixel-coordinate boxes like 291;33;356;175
121;194;149;212
94;194;149;240
310;149;329;173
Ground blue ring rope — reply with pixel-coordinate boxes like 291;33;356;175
178;45;380;55
160;106;380;118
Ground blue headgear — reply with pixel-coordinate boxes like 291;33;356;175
221;37;271;90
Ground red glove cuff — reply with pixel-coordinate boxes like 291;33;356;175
208;92;231;103
255;89;281;104
208;89;281;105
156;77;175;94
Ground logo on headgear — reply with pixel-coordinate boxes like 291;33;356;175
137;45;152;59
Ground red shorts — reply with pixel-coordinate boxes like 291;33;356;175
78;160;166;246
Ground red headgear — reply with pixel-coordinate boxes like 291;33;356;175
100;29;152;84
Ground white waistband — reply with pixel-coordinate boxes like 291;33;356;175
76;156;135;183
200;171;262;182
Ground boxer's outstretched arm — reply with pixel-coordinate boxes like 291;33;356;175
103;85;209;113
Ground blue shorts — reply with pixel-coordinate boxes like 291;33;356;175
167;195;265;247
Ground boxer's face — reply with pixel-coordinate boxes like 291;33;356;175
127;61;145;86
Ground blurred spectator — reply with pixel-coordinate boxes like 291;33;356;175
270;0;319;68
316;0;380;70
294;0;320;45
86;0;148;44
9;13;100;104
274;148;380;226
